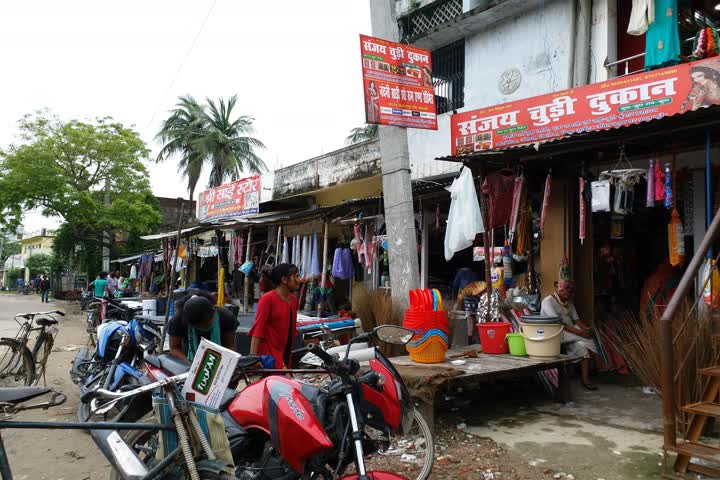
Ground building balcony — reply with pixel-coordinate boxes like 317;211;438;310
397;0;543;50
271;139;381;201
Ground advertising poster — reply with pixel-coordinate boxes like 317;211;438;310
196;175;261;222
450;57;720;154
360;34;437;130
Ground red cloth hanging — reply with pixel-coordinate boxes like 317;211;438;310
654;161;664;202
482;172;515;229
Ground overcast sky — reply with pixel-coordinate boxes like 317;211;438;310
0;0;372;232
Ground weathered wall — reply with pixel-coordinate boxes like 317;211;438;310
407;0;574;174
272;139;381;200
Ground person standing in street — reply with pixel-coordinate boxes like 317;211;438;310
40;275;51;303
107;271;119;297
89;272;109;298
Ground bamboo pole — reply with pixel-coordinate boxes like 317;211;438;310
318;220;330;318
161;198;186;351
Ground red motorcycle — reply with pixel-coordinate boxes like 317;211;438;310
104;325;433;480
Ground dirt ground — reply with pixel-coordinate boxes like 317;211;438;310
0;294;109;479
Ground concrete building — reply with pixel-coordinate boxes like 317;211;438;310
1;229;57;284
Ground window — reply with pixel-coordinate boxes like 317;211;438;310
432;39;464;114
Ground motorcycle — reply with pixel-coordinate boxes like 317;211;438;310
90;325;431;480
73;314;163;423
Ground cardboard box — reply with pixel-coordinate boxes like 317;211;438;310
181;338;241;409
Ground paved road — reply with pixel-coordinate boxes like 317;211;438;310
0;293;109;479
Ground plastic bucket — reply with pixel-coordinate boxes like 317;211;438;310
476;322;512;354
506;333;527;356
520;315;564;359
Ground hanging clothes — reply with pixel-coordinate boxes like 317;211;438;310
281;236;289;264
300;235;308;279
509;175;526;242
444;167;485;261
579;177;586;244
664;163;673;208
354;225;366;267
627;0;654;36
130;264;138;280
310;232;320;278
540;171;552;237
481;171;515;229
332;247;344;278
644;0;680;70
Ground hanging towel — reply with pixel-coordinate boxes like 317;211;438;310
444;166;485;261
281;237;289;264
627;0;654;36
310;232;320;277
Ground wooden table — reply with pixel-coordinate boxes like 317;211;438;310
390;345;583;430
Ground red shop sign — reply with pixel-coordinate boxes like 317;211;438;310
196;175;261;222
450;57;720;155
360;34;438;130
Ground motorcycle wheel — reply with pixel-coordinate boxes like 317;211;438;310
77;373;141;424
112;414;235;480
352;408;434;480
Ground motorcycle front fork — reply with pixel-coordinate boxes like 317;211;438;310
345;392;370;480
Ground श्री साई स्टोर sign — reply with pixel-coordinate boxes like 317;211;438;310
196;175;261;221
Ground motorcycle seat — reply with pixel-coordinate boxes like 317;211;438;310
0;387;51;404
236;355;261;369
35;316;58;327
145;354;191;376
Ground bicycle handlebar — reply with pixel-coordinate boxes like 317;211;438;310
16;310;65;320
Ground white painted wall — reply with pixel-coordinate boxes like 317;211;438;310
408;0;574;176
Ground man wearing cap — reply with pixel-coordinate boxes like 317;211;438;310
168;292;239;361
540;281;599;390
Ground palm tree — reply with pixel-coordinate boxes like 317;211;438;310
155;95;206;202
345;124;378;145
195;95;267;188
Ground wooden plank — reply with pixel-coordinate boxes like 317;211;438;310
681;402;720;417
688;461;720;477
669;441;720;464
675;376;720;472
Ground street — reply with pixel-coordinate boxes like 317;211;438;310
0;294;109;479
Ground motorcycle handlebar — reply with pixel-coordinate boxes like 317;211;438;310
307;343;339;368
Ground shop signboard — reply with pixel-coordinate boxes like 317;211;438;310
359;34;438;130
450;57;720;155
196;175;261;221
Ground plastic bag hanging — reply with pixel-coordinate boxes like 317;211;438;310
591;180;611;212
509;175;526;242
540;171;552;237
646;159;655;207
502;242;513;288
668;209;686;267
664;163;673;209
579;177;586;244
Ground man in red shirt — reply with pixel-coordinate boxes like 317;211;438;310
249;264;301;369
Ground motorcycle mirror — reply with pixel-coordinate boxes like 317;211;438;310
374;325;414;345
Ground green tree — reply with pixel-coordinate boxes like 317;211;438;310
6;268;22;286
0;237;20;264
0;112;162;270
345;124;378;145
156;95;267;195
155;95;206;202
25;253;53;276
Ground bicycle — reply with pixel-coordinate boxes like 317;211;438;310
0;310;65;387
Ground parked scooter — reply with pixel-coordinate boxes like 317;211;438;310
89;325;432;480
73;315;163;423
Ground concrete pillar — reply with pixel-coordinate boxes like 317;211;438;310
371;0;420;309
590;0;618;82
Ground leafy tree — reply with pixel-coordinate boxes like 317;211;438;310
155;96;206;202
346;124;378;145
0;112;162;270
5;268;22;285
25;253;53;276
156;95;267;196
0;237;20;263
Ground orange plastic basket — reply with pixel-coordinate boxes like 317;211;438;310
406;336;448;364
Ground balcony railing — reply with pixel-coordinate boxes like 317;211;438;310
398;0;463;43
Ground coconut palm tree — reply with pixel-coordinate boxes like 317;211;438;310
155;95;206;202
195;95;267;188
345;124;378;145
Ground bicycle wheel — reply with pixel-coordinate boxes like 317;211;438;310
31;331;55;386
359;408;435;480
0;340;34;387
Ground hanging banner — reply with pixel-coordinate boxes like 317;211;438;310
196;175;261;221
450;57;720;155
359;34;438;130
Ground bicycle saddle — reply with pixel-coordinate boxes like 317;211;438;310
0;387;51;404
35;316;58;327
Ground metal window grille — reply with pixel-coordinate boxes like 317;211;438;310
432;39;464;114
399;0;463;41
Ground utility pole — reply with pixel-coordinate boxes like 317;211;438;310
371;0;420;309
102;178;110;273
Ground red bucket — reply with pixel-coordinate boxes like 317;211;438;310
477;322;512;354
